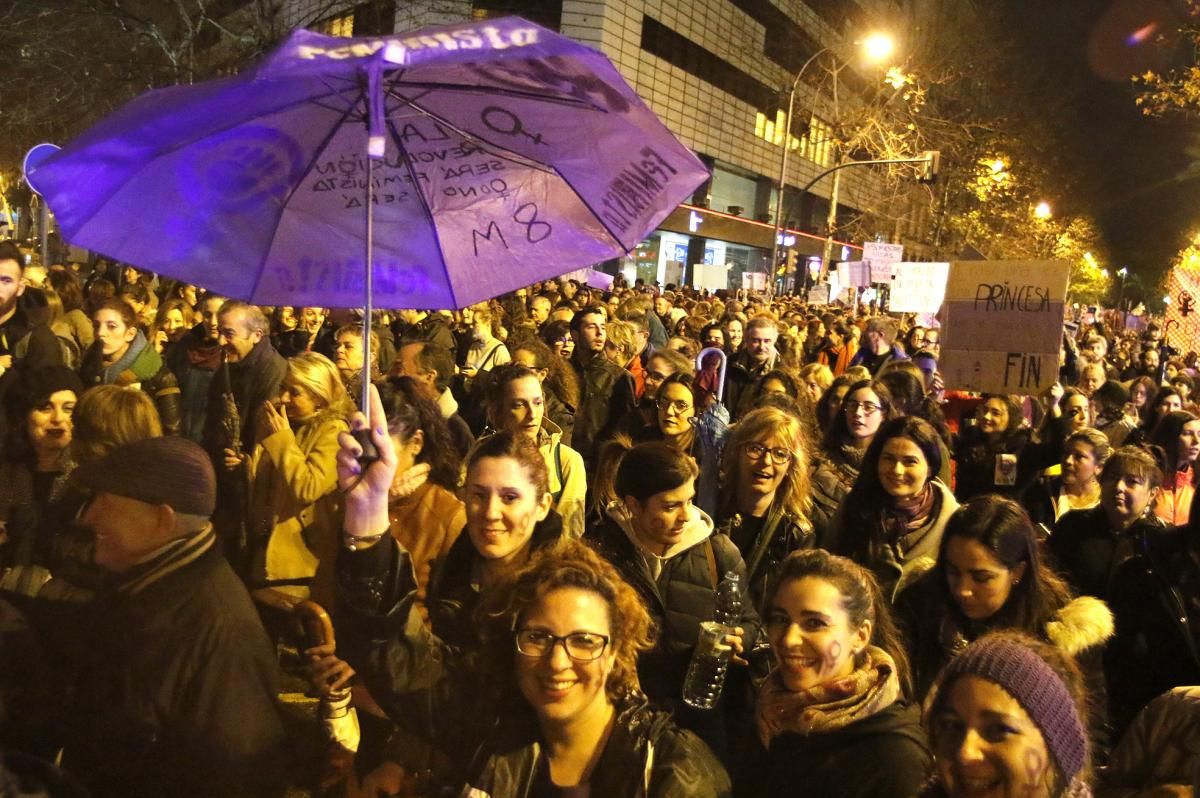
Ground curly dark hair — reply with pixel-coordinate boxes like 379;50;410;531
379;376;461;490
478;538;656;704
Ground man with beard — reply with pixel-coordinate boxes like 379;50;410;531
723;315;780;418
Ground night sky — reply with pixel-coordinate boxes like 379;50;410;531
999;0;1199;291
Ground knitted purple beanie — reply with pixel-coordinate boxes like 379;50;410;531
935;634;1088;782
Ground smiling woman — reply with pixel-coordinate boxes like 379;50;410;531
827;417;960;599
734;549;930;797
925;632;1092;798
468;539;730;796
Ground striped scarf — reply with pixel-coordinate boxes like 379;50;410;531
115;524;217;596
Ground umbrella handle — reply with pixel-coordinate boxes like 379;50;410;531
696;347;727;404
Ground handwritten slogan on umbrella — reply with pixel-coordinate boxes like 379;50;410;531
21;17;707;309
941;260;1070;394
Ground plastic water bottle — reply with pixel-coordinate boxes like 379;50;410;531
682;621;732;710
682;573;743;710
714;572;742;627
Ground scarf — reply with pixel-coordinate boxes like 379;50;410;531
100;330;148;384
756;646;901;746
881;481;936;544
115;523;217;597
388;462;431;502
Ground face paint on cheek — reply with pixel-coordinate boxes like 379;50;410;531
823;640;842;673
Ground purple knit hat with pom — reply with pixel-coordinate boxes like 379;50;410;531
935;634;1088;783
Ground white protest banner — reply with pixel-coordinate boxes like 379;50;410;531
837;261;870;288
863;242;903;283
941;260;1070;394
889;262;949;314
807;284;831;305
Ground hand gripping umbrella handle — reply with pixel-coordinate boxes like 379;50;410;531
696;347;727;404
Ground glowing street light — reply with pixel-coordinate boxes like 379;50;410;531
861;32;897;64
1034;201;1052;220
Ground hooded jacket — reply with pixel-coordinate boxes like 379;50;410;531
463;692;731;798
538;418;587;539
586;504;760;706
1100;686;1200;797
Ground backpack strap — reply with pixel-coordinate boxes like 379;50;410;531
703;537;718;591
549;442;565;503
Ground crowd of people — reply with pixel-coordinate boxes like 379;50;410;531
1;236;1198;797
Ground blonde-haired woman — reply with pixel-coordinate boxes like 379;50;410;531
716;406;822;610
246;351;353;609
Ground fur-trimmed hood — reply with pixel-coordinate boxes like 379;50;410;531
1045;595;1114;656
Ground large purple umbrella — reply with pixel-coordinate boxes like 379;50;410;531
26;17;708;311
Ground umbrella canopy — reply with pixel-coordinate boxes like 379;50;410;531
27;17;708;309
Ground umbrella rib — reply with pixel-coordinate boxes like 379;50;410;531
382;85;556;176
383;115;457;308
548;163;629;253
251;84;367;302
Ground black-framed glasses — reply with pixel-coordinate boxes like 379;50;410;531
515;629;610;661
657;397;692;414
744;443;793;465
844;400;882;415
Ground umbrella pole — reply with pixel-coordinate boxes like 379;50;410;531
363;149;375;425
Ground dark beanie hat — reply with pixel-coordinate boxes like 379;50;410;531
933;633;1088;784
5;366;84;422
73;436;216;516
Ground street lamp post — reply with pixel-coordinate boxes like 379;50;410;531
1117;266;1129;326
769;34;895;290
769;46;833;286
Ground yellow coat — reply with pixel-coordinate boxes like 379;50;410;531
247;411;348;606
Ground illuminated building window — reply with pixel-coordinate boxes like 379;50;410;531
754;112;832;167
316;13;354;37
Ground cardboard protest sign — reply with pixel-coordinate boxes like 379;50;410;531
889;262;949;314
807;284;831;305
838;261;870;288
863;242;903;283
941;260;1070;394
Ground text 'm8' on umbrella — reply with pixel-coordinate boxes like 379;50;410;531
25;16;709;310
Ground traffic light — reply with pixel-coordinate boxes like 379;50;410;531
918;150;941;184
786;249;798;273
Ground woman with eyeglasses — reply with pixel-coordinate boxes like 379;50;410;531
812;379;898;545
464;539;731;796
638;372;728;516
735;549;930;797
715;407;820;611
539;319;575;362
827;416;960;599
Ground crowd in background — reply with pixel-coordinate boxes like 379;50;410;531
1;237;1199;797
